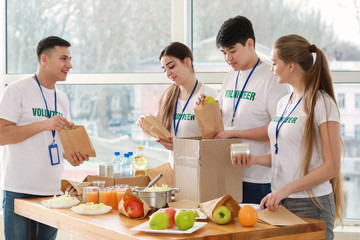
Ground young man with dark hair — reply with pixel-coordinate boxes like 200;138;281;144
0;36;89;239
200;16;289;203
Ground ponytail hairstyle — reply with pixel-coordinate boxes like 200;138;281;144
158;42;194;131
274;34;345;226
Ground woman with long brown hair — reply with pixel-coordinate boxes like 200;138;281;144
234;34;344;240
137;42;217;166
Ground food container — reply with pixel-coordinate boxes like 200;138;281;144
133;187;180;208
230;143;250;163
99;164;113;177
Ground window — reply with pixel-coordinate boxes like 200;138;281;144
192;0;360;72
6;0;171;74
356;94;360;109
335;84;360;220
338;93;345;109
355;125;360;139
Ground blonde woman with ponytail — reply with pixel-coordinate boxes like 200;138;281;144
137;42;217;167
234;34;344;240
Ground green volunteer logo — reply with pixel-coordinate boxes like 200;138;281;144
32;108;63;117
174;113;195;121
224;90;256;101
272;116;298;124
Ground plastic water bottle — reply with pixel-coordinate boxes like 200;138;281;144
120;153;133;178
133;146;147;171
111;152;122;178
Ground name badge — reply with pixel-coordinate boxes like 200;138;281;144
49;144;60;165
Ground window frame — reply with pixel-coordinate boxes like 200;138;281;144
1;0;360;226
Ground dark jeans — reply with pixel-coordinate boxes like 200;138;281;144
242;181;271;204
3;190;58;240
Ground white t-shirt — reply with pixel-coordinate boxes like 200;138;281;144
219;63;289;183
169;83;218;168
170;83;218;138
0;76;70;195
267;91;338;198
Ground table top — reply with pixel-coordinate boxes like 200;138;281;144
15;197;326;240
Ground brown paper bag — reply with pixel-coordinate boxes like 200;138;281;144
146;162;174;188
60;179;92;202
141;116;173;143
118;188;152;219
257;205;307;226
200;194;240;223
194;101;224;139
59;125;96;160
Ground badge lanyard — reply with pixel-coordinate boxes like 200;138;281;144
274;93;302;154
34;74;60;165
173;79;198;136
230;58;260;127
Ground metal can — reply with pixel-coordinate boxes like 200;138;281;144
99;164;114;177
230;143;250;163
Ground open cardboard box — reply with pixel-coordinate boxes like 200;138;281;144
83;162;174;188
173;137;243;203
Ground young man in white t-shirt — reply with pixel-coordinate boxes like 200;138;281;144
203;16;289;204
0;36;89;240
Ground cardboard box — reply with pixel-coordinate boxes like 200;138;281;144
173;138;242;203
84;162;174;188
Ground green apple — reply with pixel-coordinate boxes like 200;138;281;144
174;210;195;230
213;206;232;225
149;211;169;230
193;209;199;218
203;96;216;104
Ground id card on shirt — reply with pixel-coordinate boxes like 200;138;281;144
49;144;60;165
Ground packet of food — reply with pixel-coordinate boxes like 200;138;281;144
194;100;224;139
200;194;240;223
118;188;152;219
61;179;92;202
141;116;173;143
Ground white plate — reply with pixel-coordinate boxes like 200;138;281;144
130;221;207;234
71;205;112;215
157;208;207;220
41;198;80;209
239;203;260;211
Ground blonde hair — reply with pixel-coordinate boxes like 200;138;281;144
274;34;345;226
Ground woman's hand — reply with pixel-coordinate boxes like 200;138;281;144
259;187;291;211
136;114;151;127
232;153;256;168
196;93;206;106
156;137;173;151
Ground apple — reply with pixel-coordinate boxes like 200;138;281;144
193;209;200;218
125;200;144;218
213;206;232;225
149;211;169;230
163;208;176;228
174;210;195;230
203;96;216;104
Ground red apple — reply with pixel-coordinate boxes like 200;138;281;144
125;200;144;218
163;208;176;228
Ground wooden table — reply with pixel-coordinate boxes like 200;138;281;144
15;198;326;240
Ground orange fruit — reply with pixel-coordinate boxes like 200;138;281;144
238;205;258;227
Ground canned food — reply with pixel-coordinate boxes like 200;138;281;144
230;143;250;163
99;164;114;177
